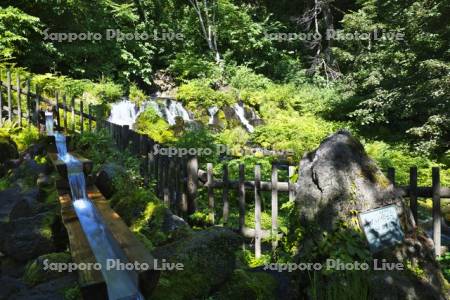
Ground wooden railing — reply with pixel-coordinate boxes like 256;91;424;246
1;69;448;257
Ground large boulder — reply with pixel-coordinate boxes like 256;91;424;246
95;163;125;199
151;227;242;300
0;188;33;223
1;212;58;261
294;130;448;299
0;136;19;164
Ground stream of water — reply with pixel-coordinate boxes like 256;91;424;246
50;125;144;299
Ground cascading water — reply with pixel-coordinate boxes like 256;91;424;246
233;103;254;133
108;100;142;127
109;98;192;127
45;111;54;136
164;100;191;125
207;106;219;125
51;129;144;299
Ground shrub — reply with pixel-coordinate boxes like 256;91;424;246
176;79;236;111
135;107;175;143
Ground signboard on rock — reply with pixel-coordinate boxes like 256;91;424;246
359;205;404;252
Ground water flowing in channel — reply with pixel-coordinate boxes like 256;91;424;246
52;131;143;300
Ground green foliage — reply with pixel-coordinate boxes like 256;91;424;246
252;114;337;159
0;6;50;64
129;84;147;106
63;285;82;300
169;52;222;81
12;125;40;151
438;252;450;283
177;79;236;111
228;66;271;92
135;107;175;143
308;270;371;300
23;252;72;286
212;268;277;300
173;126;218;163
365;141;450;186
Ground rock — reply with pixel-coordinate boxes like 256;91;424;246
23;252;72;286
0;276;26;299
212;268;280;300
0;136;19;164
294;130;447;299
0;188;33;222
36;173;52;188
95;163;125;199
8;274;77;300
1;212;57;261
296;130;408;233
151;227;242;300
161;209;190;234
10;159;48;186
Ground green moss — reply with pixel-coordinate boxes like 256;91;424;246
62;285;82;300
213;269;277;300
131;201;169;248
23;252;72;286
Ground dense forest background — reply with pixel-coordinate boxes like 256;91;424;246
1;0;449;161
1;1;450;298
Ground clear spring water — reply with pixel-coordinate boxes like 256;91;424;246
45;112;54;136
51;130;144;300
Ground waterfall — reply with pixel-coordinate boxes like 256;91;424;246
108;98;191;127
53;132;143;300
164;100;191;125
108;100;141;127
45;112;54;136
207;106;219;125
233;103;254;133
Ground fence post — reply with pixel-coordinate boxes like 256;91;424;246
222;164;229;225
254;165;262;258
180;156;188;215
88;104;92;132
63;95;67;132
388;167;396;186
289;166;295;202
7;69;12;120
121;125;129;149
55;92;60;130
80;100;84;133
141;135;149;187
71;97;75;132
409;167;418;224
0;74;3;125
207;163;215;224
432;167;441;257
16;74;21;127
26;79;30;124
35;85;40;128
163;158;169;206
238;164;246;233
271;164;278;250
186;156;198;214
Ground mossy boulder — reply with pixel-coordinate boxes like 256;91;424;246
212;269;277;300
0;135;19;164
23;252;72;286
131;201;191;250
151;227;242;300
294;130;448;299
1;211;58;261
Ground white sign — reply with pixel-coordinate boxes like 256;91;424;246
359;205;404;252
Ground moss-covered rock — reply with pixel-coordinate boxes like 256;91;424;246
131;201;191;250
0;135;19;164
212;269;277;300
23;252;72;286
151;227;242;300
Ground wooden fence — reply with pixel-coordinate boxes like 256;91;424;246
0;69;448;257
